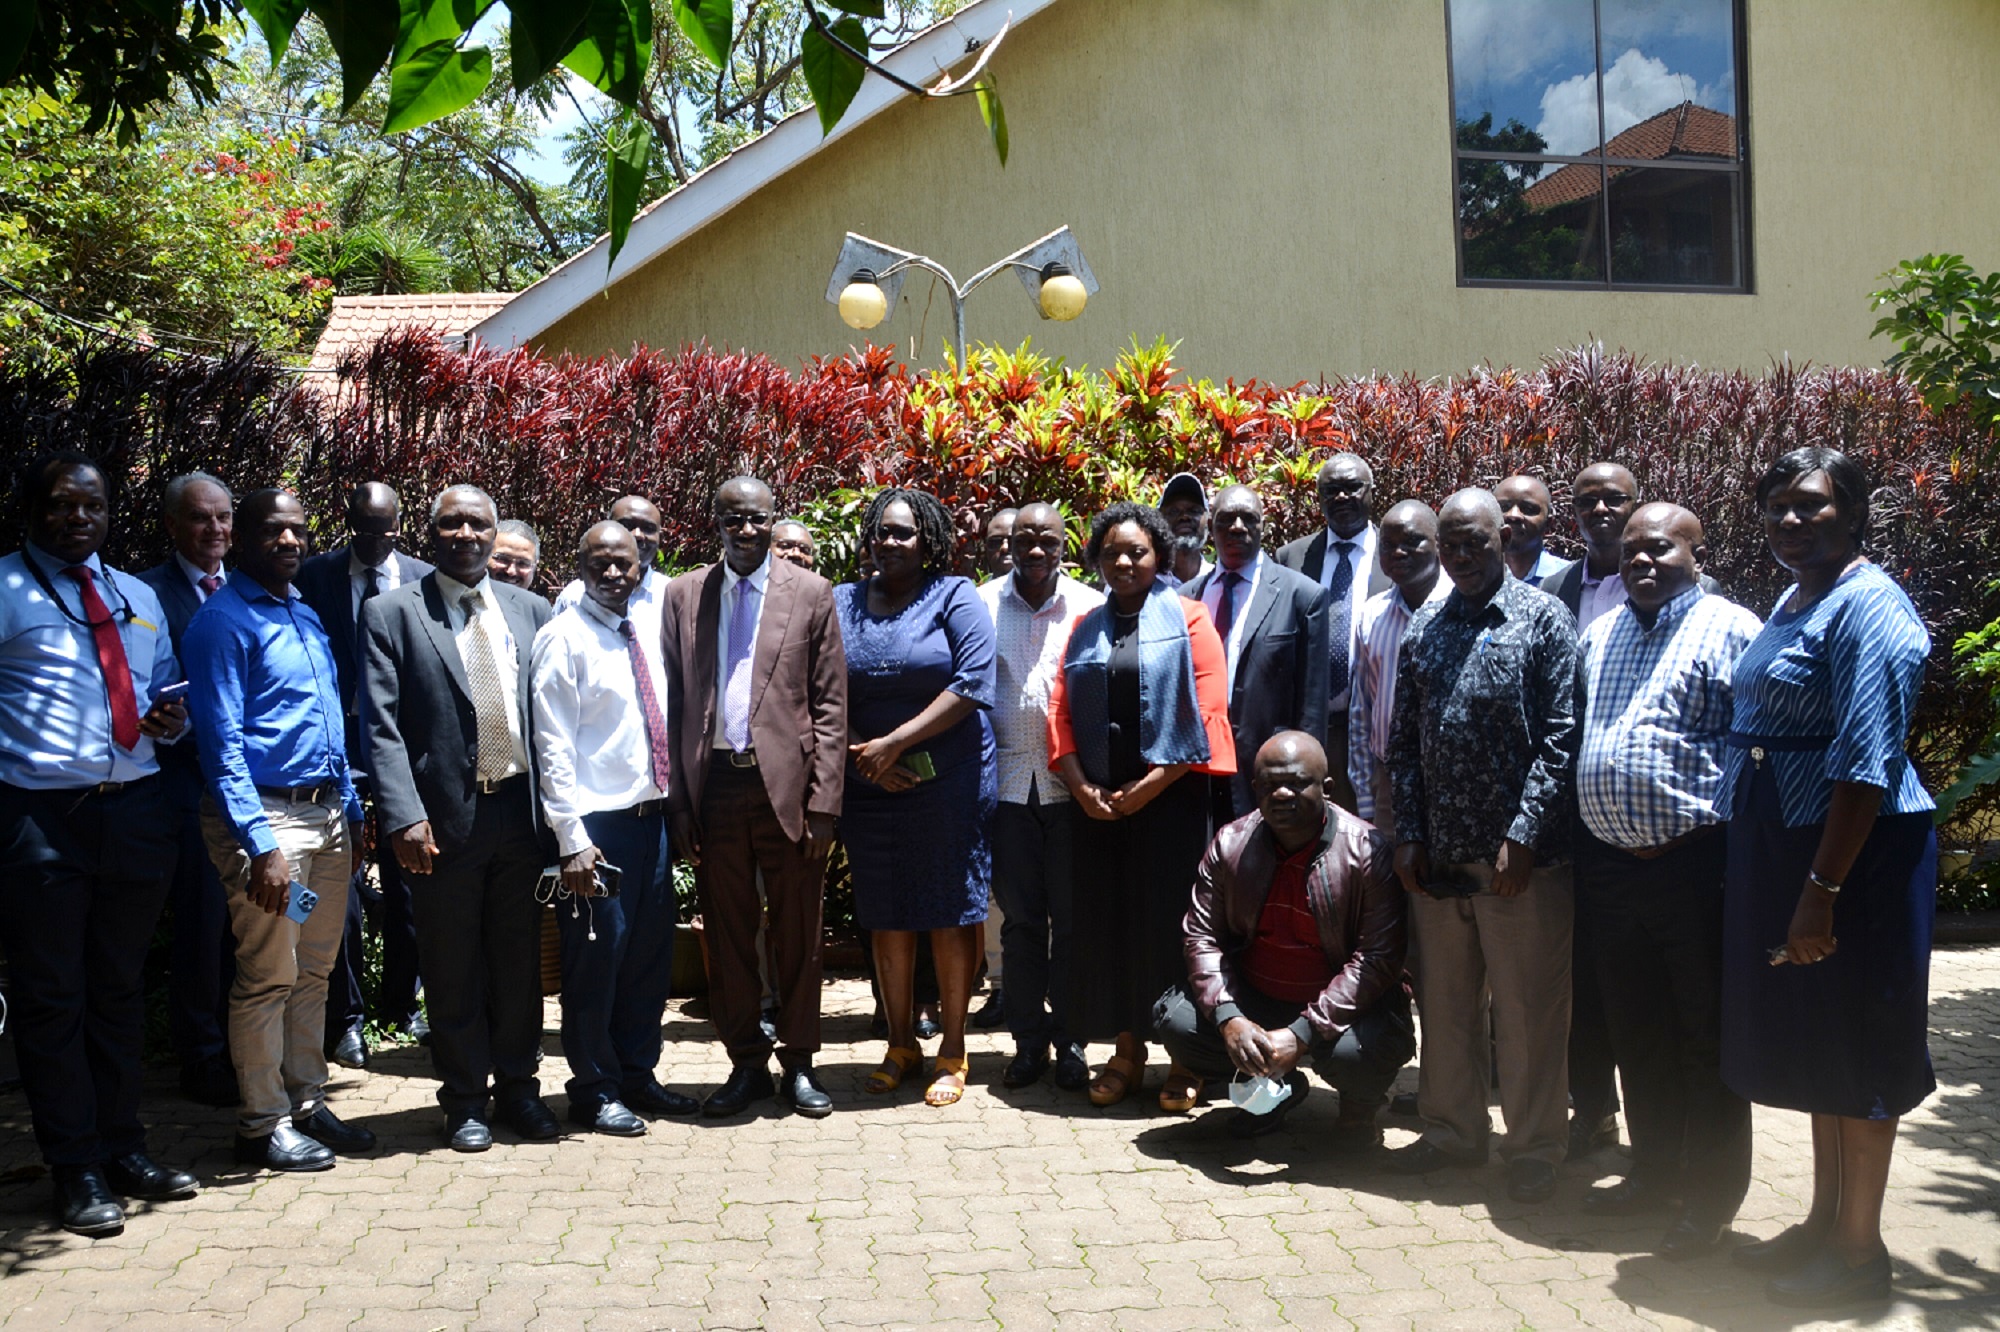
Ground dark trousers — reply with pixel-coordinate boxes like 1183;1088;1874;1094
1325;713;1358;813
0;778;173;1165
1152;978;1415;1107
695;759;824;1066
1576;826;1751;1222
1570;889;1621;1127
409;779;544;1115
557;805;676;1107
991;791;1074;1050
326;800;422;1037
163;768;234;1069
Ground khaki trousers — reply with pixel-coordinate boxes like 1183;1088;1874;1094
1409;861;1573;1165
202;793;351;1137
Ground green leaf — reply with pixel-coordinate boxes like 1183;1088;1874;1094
0;1;36;83
821;0;886;16
800;13;868;136
1936;746;2000;822
562;0;654;104
384;39;493;131
607;119;653;270
671;0;732;67
307;0;403;112
973;76;1006;167
394;0;494;62
242;0;311;66
508;0;591;91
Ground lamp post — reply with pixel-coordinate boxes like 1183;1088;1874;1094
825;226;1100;366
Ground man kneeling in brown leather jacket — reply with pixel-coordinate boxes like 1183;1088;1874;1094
1153;731;1414;1142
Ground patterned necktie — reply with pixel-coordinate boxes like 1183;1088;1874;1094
458;589;514;782
620;620;673;793
198;574;222;599
64;566;141;751
1214;568;1244;641
722;577;756;752
1327;540;1356;695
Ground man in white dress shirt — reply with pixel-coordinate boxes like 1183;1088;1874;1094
555;495;665;640
978;502;1100;1090
532;522;699;1136
1348;500;1448;837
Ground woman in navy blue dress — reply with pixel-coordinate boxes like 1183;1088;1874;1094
837;488;996;1108
1720;447;1937;1308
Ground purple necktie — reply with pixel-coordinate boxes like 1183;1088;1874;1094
198;574;222;598
723;577;756;752
619;620;673;794
1214;568;1244;640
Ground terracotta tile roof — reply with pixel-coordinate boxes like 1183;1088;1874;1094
1518;102;1736;212
308;292;516;372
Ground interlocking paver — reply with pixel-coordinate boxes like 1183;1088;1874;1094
2;946;1997;1327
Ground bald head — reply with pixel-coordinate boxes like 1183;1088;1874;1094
578;520;643;614
1211;484;1266;572
348;481;403;568
715;476;775;577
1572;462;1640;570
1437;488;1507;600
1620;502;1706;614
1495;474;1555;578
1378;499;1440;596
1317;454;1374;539
607;494;663;567
1251;731;1332;851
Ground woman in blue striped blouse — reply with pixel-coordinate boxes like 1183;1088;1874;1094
1719;447;1937;1308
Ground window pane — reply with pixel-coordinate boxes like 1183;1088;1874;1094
1459;156;1608;283
1607;167;1738;286
1449;0;1597;157
1597;0;1739;160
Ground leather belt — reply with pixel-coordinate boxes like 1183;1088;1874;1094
258;782;335;805
713;749;758;769
621;797;667;818
477;773;527;796
1725;732;1834;763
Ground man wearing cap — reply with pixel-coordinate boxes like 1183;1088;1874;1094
1276;454;1391;809
1156;473;1213;591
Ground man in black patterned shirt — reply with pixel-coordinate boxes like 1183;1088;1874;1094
1384;488;1580;1205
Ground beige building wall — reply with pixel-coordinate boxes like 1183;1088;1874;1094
534;0;2000;380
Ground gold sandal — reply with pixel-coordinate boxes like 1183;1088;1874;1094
1089;1053;1145;1107
924;1055;969;1107
866;1046;922;1095
1158;1064;1204;1113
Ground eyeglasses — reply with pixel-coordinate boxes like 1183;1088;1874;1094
718;512;773;530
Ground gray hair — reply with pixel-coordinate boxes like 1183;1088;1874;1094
162;471;232;516
430;483;496;525
496;518;541;556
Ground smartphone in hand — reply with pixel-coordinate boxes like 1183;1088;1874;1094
284;882;319;925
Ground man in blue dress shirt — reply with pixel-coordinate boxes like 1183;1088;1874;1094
183;488;374;1175
0;452;199;1236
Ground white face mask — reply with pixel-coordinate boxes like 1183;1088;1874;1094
1228;1073;1295;1117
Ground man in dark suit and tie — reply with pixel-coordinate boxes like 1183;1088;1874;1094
138;471;239;1108
297;481;433;1068
1275;454;1391;810
1184;485;1330;822
360;484;558;1151
661;476;847;1120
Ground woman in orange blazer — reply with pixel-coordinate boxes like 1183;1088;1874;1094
1049;501;1236;1110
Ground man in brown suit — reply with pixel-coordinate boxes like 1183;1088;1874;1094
662;476;847;1119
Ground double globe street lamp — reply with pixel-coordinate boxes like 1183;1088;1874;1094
826;225;1099;366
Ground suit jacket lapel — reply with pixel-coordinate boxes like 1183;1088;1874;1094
417;575;473;706
1307;532;1329;582
750;566;797;720
1234;573;1282;679
690;566;724;745
498;589;539;713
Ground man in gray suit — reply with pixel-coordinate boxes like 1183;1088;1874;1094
1184;486;1330;822
360;484;557;1152
1274;454;1391;809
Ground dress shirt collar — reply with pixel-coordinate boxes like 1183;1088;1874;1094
1325;525;1373;558
1626;582;1705;635
1002;570;1082;617
1216;551;1264;589
1395;575;1446;613
24;542;101;580
175;551;223;594
229;576;299;606
1443;570;1516;620
435;570;496;612
574;591;632;634
722;555;772;594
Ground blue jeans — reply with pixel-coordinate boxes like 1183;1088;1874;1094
556;805;676;1107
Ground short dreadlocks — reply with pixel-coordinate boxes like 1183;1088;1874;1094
859;487;958;577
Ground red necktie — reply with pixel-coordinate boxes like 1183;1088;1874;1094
64;565;141;751
198;574;222;598
619;620;673;794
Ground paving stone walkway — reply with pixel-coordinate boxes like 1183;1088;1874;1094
1;945;1995;1330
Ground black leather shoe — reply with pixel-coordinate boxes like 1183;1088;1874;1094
391;1011;431;1046
622;1078;701;1117
1327;1099;1384;1153
1567;1111;1619;1160
105;1153;198;1200
778;1066;834;1118
1227;1072;1310;1140
1388;1139;1487;1174
327;1028;369;1070
1506;1157;1558;1204
1767;1247;1892;1307
1003;1046;1051;1089
1731;1222;1828;1272
1660;1214;1727;1262
913;1013;942;1041
445;1112;492;1153
295;1105;377;1155
497;1098;563;1141
970;990;1007;1030
234;1123;335;1173
51;1166;123;1236
1388;1090;1420;1117
1583;1175;1674;1216
703;1063;776;1118
569;1099;646;1136
178;1058;240;1107
1052;1043;1089;1092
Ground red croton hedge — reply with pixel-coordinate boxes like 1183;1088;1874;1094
2;333;1994;836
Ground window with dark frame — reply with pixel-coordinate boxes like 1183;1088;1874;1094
1446;0;1747;291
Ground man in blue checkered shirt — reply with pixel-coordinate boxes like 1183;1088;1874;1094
1572;502;1762;1261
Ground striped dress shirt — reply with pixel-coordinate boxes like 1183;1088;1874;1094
1347;577;1448;822
1576;586;1762;850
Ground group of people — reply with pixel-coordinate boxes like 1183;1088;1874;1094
0;442;1937;1311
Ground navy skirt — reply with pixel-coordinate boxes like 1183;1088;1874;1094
1720;758;1937;1119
